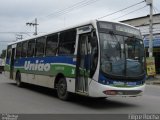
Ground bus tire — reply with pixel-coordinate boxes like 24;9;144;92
16;72;23;87
96;97;107;100
57;77;69;100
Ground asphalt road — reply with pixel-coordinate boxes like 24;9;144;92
0;73;160;114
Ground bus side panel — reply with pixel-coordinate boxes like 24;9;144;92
19;73;76;93
14;56;77;92
14;56;76;76
20;73;55;88
66;78;75;93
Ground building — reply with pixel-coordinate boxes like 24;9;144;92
121;13;160;74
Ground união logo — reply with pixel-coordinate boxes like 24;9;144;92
24;60;51;72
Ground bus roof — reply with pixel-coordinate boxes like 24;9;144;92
7;19;139;45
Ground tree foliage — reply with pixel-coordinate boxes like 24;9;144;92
0;49;6;58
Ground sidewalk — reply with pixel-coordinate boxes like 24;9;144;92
145;74;160;85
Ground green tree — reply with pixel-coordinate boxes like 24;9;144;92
0;49;6;58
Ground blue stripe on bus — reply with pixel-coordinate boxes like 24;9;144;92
7;56;76;67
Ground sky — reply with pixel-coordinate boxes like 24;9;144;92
0;0;160;54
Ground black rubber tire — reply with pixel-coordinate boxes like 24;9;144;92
96;97;107;100
16;72;23;87
57;77;69;100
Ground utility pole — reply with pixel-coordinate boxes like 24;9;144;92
26;18;39;35
35;18;38;35
16;34;23;41
145;0;153;57
145;0;156;77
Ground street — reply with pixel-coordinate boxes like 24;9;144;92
0;73;160;114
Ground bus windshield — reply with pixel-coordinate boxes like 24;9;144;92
100;33;145;78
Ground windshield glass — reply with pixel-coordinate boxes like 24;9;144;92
100;33;145;78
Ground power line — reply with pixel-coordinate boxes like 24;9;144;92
46;0;91;18
153;7;157;14
19;0;92;35
0;32;46;34
21;0;100;38
0;32;34;34
153;5;160;13
36;0;100;22
152;6;160;21
45;0;100;19
98;0;145;19
112;5;147;21
21;0;100;36
0;41;13;42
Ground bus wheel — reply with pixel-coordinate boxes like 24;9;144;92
57;77;69;100
16;72;23;87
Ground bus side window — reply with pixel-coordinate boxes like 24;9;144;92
6;45;12;59
16;43;22;59
46;34;58;56
35;37;46;57
27;39;35;57
21;41;28;58
58;29;76;55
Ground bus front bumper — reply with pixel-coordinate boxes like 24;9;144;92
89;80;145;98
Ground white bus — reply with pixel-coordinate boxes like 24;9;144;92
4;20;146;100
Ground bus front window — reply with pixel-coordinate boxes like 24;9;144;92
100;33;145;78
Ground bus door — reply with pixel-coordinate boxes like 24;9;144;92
10;45;16;79
76;34;91;94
